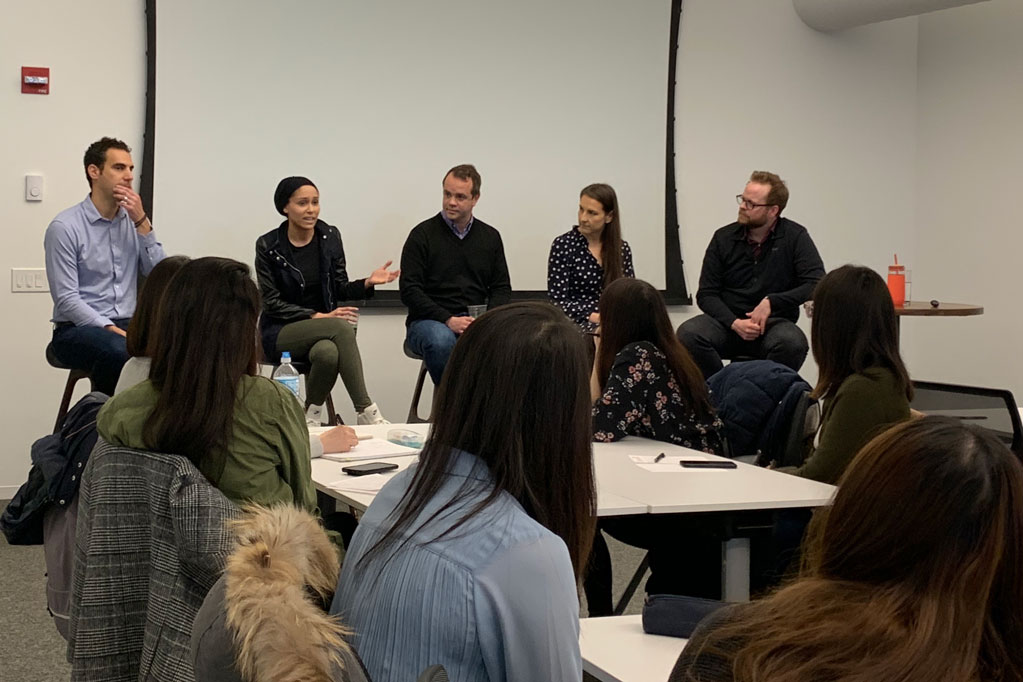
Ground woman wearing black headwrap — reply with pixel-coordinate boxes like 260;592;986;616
255;176;399;425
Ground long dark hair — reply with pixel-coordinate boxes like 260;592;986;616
580;183;626;286
811;264;912;401
126;255;191;357
689;417;1023;682
143;257;262;484
595;278;713;420
363;301;596;577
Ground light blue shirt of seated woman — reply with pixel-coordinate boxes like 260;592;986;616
330;449;582;682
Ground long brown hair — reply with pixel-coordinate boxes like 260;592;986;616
143;257;262;484
689;417;1023;682
595;278;713;420
580;183;626;286
126;255;190;357
363;301;596;578
811;264;912;401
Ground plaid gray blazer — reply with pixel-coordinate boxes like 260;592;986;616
68;439;239;682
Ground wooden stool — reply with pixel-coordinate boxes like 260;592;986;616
46;343;95;433
403;341;431;423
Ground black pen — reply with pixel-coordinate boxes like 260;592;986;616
654;452;666;463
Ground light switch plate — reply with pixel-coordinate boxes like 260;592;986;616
12;268;48;292
25;174;43;201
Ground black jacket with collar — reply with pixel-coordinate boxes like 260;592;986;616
695;217;824;328
255;220;371;359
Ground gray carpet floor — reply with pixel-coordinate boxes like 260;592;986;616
0;501;72;681
1;499;648;680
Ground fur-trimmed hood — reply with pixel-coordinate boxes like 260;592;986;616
191;505;369;682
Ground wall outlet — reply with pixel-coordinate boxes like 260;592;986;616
12;268;49;293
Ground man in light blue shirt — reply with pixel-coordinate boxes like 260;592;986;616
44;137;166;395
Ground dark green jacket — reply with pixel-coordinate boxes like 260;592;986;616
789;367;910;484
97;375;316;512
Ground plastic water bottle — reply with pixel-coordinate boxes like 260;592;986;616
272;352;301;401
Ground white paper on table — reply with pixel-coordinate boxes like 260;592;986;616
326;473;395;494
321;437;420;462
629;453;721;472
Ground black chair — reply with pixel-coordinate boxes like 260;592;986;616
769;391;820;469
911;380;1023;455
45;343;95;433
403;341;431;423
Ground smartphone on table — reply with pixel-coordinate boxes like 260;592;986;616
342;462;399;476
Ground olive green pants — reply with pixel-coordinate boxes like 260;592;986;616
275;317;372;410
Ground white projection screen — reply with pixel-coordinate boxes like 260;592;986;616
153;0;675;295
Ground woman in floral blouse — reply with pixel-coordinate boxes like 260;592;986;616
547;183;634;332
591;278;723;451
585;277;727;614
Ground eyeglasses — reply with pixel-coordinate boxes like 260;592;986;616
736;195;773;210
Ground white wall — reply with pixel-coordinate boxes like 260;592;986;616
910;0;1023;397
0;1;146;497
5;0;1017;494
670;0;920;389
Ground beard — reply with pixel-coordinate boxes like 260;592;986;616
738;211;768;228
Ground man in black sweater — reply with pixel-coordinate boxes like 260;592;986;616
400;164;512;384
677;171;824;379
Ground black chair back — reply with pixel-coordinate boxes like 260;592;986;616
911;380;1023;456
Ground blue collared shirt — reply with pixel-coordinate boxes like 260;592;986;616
44;195;166;327
441;212;474;239
331;449;582;682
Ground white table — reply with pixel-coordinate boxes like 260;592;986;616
311;426;836;600
310;423;429;511
311;423;650;516
579;615;686;682
592;437;836;601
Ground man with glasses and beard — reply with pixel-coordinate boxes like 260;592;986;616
676;171;824;379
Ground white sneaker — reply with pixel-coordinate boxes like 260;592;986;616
357;402;390;425
305;403;326;426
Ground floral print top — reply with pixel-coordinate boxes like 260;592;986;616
547;227;634;332
593;341;725;454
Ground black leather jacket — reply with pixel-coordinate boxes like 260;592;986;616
254;220;371;359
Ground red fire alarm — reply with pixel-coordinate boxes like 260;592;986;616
22;67;50;95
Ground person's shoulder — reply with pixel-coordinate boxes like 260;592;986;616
551;227;579;247
98;381;158;433
837;367;901;398
711;222;743;242
239;375;297;410
669;603;753;682
410;213;444;233
104;379;157;407
255;224;283;250
777;217;810;236
620;339;662;361
46;200;87;238
315;220;342;239
471;217;502;239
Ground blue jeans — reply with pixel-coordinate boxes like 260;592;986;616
51;319;130;395
406;319;458;385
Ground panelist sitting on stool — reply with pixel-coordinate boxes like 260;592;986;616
255;176;398;426
399;164;511;385
677;171;823;379
44;137;166;395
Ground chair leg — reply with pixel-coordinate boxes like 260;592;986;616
54;371;89;434
325;392;342;426
407;362;430;423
